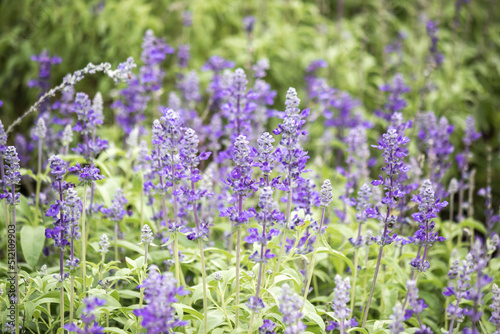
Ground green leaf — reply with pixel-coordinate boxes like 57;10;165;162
20;225;46;268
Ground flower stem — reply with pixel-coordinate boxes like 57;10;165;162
198;239;208;334
235;226;242;329
301;207;326;311
350;248;359;317
34;140;43;225
69;275;74;326
81;186;87;295
362;244;384;328
274;186;293;274
114;222;119;262
10;187;20;334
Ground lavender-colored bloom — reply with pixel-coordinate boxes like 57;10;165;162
101;189;127;221
490;284;500;333
135;140;150;172
28;50;62;115
177;44;190;68
254;132;276;176
246;296;265;312
409;180;447;272
222;68;256;140
330;275;357;331
4;146;21;206
260;319;277;334
243;16;256;33
273;88;310;191
92;92;104;126
183;10;192;27
375;73;410;121
99;234;110;254
141;224;154;245
34;118;47;140
253;58;270;78
133;265;189;333
367;126;410;246
463;239;493;333
61;124;73;147
319;179;333;208
69;163;105;185
140;30;174;91
65;187;82;271
65;297;105;334
389;302;405;333
73;92;101;135
443;253;474;325
201;56;235;73
278;284;306;334
426;20;444;67
223;135;256;198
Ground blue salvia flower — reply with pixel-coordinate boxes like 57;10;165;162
405;280;432;334
254;132;276;177
349;183;372;248
4;146;21;206
101;189;127;221
326;275;357;332
375;73;410;121
259;319;277;334
426;20;444;68
253;58;270;79
141;224;154;245
408;180;447;272
98;234;111;254
222;68;255;140
220;135;257;227
34;118;47;141
133;265;190;333
389;302;405;334
65;187;82;271
273;87;310;191
243;15;256;34
177;44;190;68
178;70;201;106
140;29;174;92
367;127;410;246
490;283;500;334
463;239;493;334
65;296;106;334
443;253;474;332
278;283;306;334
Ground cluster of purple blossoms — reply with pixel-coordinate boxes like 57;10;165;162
134;265;189;333
201;55;235;111
366;126;410;246
65;297;105;334
177;44;190;68
101;189;128;222
45;155;72;249
408;180;447;272
259;319;277;334
326;275;357;332
245;186;280;265
426;20;444;68
220;135;257;226
349;183;372;248
72;92;107;160
416;112;454;198
389;302;405;334
405;280;433;334
179;127;212;240
222;68;256;141
490;284;500;334
69;163;105;186
375;73;410;121
278;284;306;334
462;239;493;334
243;15;256;34
273;88;310;192
64;188;83;270
443;253;474;331
28;50;62;117
2;146;21;206
113;30;173;134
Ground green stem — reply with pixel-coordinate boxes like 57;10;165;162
248;312;255;334
301;208;326;311
218;281;233;330
60;280;64;333
361;245;384;328
81;186;87;295
69;275;74;326
199;239;208;334
140;174;144;226
34;141;43;225
114;222;119;262
235;227;242;329
274;188;293;274
350;249;359;317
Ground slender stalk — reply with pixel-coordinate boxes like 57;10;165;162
361;245;383;327
69;275;74;326
57;180;65;333
235;226;242;328
192;175;208;334
81;186;87;295
137;244;148;334
140;174;144;226
172;160;181;286
10;186;20;334
350;249;359;317
274;184;293;274
34;140;43;225
301;207;326;310
449;192;454;222
114;223;119;262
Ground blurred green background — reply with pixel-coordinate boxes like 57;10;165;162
0;0;499;218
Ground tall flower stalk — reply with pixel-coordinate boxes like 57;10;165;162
362;127;409;327
4;146;21;334
273;87;309;274
45;155;69;331
180;128;211;332
220;135;255;328
246;186;280;333
302;179;332;308
34;118;46;224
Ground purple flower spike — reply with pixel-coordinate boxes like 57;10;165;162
278;284;306;334
65;296;105;334
134;265;190;333
259;319;277;334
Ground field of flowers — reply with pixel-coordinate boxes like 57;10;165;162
1;0;500;333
